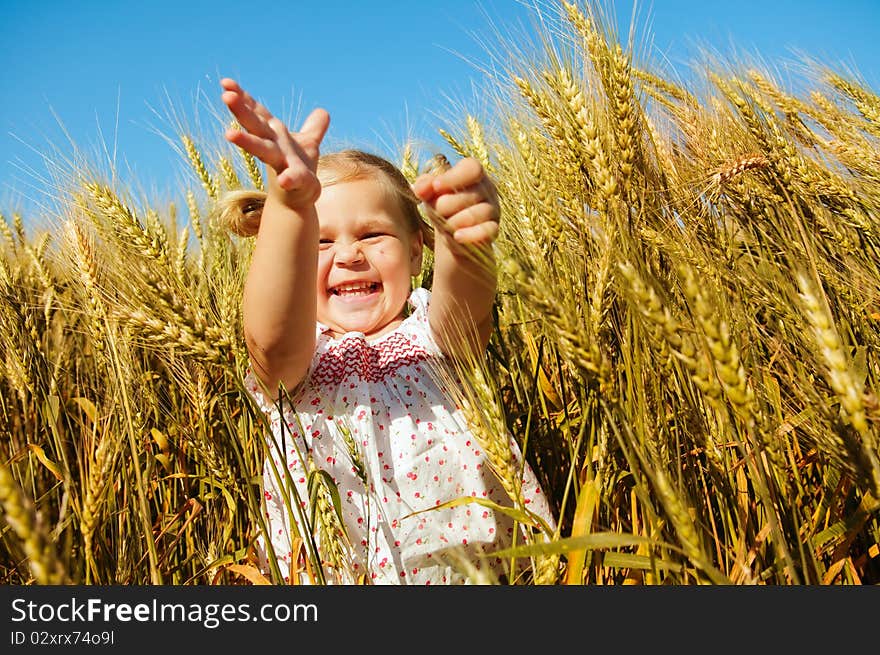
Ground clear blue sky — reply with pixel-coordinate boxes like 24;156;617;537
2;0;878;219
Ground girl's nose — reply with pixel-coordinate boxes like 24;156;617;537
334;241;365;265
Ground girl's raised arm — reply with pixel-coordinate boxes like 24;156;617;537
412;157;500;360
221;78;330;395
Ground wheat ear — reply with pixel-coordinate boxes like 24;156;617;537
0;464;66;584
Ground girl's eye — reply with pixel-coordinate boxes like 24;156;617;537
362;232;386;241
319;239;333;250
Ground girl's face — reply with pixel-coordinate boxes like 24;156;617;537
315;177;423;340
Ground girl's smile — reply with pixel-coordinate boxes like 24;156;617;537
329;281;380;298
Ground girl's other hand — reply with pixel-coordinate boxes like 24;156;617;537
412;157;500;246
221;78;330;208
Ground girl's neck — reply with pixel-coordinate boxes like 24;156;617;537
325;316;405;341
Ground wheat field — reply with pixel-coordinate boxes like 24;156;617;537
1;0;878;585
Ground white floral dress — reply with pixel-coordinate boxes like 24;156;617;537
244;287;554;584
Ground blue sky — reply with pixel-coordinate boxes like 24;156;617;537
2;0;878;219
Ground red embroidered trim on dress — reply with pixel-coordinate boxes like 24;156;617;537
311;331;431;387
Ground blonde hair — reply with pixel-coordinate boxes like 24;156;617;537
218;149;435;249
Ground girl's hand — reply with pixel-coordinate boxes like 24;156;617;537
220;78;330;208
412;157;500;246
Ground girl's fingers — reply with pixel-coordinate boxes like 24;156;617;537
433;184;494;218
270;109;331;190
251;98;275;123
426;158;499;218
276;161;320;196
411;174;438;202
430;157;489;195
267;118;317;192
444;201;500;234
222;93;275;139
416;155;501;245
219;77;242;94
268;117;306;179
224;129;286;171
220;79;276;139
451;220;500;245
298;107;331;146
221;78;329;200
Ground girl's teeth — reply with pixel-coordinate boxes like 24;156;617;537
334;283;376;296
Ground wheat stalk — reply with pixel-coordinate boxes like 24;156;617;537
81;427;118;583
83;182;171;270
0;463;66;584
182;135;219;199
306;457;352;582
797;271;880;495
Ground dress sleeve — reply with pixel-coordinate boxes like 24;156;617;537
243;366;279;416
242;321;326;414
405;287;444;357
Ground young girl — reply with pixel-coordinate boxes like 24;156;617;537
220;78;554;584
